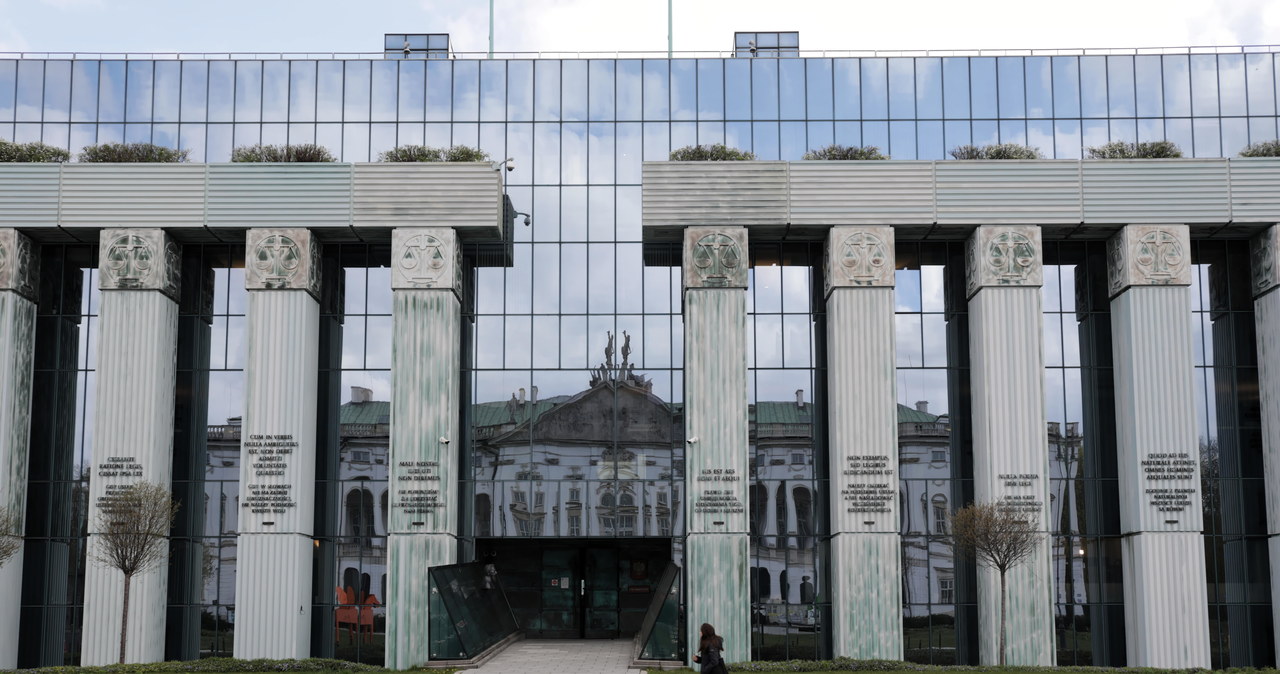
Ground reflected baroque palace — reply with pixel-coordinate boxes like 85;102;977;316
0;32;1279;670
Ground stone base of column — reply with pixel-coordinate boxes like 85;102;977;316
385;533;456;669
233;534;313;659
0;552;22;668
829;532;901;659
977;536;1054;665
1122;532;1209;667
81;549;168;665
685;533;749;667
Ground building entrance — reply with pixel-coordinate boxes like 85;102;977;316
477;538;673;639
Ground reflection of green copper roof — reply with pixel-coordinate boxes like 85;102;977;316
752;402;813;425
896;403;940;423
340;401;389;425
346;396;939;427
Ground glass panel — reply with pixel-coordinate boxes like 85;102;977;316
234;61;262;123
834;58;861;119
725;59;750;120
1135;55;1163;117
778;58;808;120
970;57;996;118
916;57;942;119
1191;54;1219;117
997;57;1025;118
426;59;452;121
942;57;969;119
1218;54;1246;117
125;60;152;122
861;58;888;119
534;59;559;121
289;61;317;122
98;61;124;124
588;60;614;121
1053;56;1080;118
1106;56;1135;117
671;59;696;121
317;61;344;121
643;60;669;120
697;59;724;120
1080;56;1107;118
262;61;289;123
1246;53;1276;116
507;60;533;122
344;60;371;122
458;60;481;122
1163;55;1191;117
370;60;398;122
617;60;642;121
889;57;915;119
42;60;71;123
398;60;424;119
178;61;207;123
0;61;13;121
562;60;587;122
1024;57;1051;118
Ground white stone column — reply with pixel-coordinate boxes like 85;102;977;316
824;226;902;659
81;229;181;665
965;225;1055;665
1108;224;1209;668
1254;225;1280;656
0;230;37;669
384;228;463;669
233;229;321;660
683;227;749;666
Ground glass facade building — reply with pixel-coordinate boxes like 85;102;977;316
1;43;1279;669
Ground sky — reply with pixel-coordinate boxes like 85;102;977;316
0;0;1276;56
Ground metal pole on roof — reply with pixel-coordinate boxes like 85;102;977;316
489;0;495;58
667;0;673;57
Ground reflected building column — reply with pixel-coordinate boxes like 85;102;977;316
824;226;902;659
0;230;37;669
965;225;1054;665
384;228;463;669
1250;225;1280;658
233;228;321;660
682;226;749;667
1107;224;1209;668
81;229;182;665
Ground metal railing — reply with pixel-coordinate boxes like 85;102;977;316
1;44;1277;61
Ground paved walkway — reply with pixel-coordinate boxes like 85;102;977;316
473;639;641;673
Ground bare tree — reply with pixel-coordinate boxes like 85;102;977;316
0;505;22;566
91;482;179;664
949;501;1041;666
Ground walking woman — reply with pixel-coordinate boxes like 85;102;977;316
693;623;728;674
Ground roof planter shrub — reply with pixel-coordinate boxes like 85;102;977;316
378;145;490;162
1240;140;1280;157
949;143;1044;160
0;139;70;163
803;144;888;160
231;144;336;162
669;144;756;161
78;142;189;163
1086;140;1183;158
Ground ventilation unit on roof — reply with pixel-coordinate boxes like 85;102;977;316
384;33;451;59
734;31;799;57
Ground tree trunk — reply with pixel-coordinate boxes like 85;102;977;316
998;570;1008;670
119;572;132;664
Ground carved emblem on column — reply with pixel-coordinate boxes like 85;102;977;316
965;225;1043;297
824;226;894;295
0;229;39;302
98;228;180;300
392;228;460;291
1106;224;1191;298
245;228;321;297
1251;226;1280;299
683;227;747;289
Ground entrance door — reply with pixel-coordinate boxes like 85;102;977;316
477;538;671;639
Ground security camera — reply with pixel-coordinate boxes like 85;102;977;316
687;436;699;444
439;436;450;444
503;157;515;172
